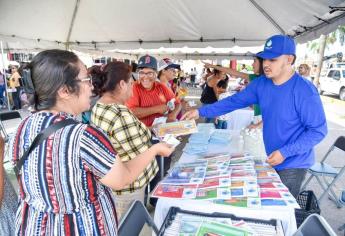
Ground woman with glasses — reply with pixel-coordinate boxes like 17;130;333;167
9;50;174;236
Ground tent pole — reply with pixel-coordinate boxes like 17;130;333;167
0;41;11;111
66;0;81;51
249;0;285;34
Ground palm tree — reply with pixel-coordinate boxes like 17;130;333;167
307;25;345;86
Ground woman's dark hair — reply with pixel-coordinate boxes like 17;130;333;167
90;61;131;96
28;49;81;111
255;56;264;75
216;79;228;89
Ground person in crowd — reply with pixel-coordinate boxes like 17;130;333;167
182;35;327;198
0;71;5;108
9;50;174;235
131;62;138;81
0;136;17;235
80;65;101;124
200;68;212;89
298;63;312;81
203;55;264;129
9;65;22;110
200;67;225;123
310;64;318;82
240;64;248;73
90;61;160;219
157;58;180;91
190;68;197;87
126;55;181;127
215;79;230;129
18;63;35;111
126;55;181;206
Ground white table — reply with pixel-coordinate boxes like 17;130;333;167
225;108;254;130
153;130;297;236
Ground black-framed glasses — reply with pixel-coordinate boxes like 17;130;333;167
138;71;155;78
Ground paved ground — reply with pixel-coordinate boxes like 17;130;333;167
2;88;345;235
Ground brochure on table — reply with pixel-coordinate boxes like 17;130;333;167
151;153;300;209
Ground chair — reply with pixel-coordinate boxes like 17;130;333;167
293;214;337;236
337;190;345;235
0;111;22;164
0;111;22;142
301;136;345;208
118;200;159;236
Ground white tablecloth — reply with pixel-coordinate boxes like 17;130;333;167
225;109;254;130
153;131;297;236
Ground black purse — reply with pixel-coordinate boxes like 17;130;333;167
14;119;78;177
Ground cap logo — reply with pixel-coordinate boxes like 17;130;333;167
145;56;151;64
265;40;272;49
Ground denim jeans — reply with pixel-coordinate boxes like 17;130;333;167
12;87;22;109
277;168;307;198
216;120;227;129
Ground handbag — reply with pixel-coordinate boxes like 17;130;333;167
14;119;78;177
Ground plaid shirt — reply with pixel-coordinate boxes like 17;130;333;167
91;103;158;195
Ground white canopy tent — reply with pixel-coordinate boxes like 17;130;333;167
0;0;344;57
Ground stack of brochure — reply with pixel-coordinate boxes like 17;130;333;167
151;153;300;209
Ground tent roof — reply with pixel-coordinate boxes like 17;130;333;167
0;0;345;53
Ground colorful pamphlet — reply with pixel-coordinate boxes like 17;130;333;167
153;119;198;138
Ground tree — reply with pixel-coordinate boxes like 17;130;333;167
307;26;345;86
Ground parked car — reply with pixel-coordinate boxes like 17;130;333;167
319;68;345;100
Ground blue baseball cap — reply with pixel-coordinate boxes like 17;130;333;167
138;55;158;70
256;35;296;59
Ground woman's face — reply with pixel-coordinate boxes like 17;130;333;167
73;61;93;114
123;77;134;102
164;68;176;80
252;58;261;75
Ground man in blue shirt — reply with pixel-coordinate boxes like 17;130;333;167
182;35;327;197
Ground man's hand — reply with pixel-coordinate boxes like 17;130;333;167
266;150;285;166
166;113;177;123
202;62;215;69
181;109;199;120
155;104;168;114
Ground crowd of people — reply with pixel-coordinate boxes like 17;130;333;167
0;34;328;235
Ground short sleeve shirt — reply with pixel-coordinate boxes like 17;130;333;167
126;82;180;127
91;103;158;194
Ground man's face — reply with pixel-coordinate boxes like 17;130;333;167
262;55;291;79
298;65;306;75
138;68;156;90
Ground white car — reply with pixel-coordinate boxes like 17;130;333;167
319;68;345;100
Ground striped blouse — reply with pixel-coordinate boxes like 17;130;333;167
10;112;118;236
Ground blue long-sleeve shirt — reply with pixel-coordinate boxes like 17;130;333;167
199;73;327;171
